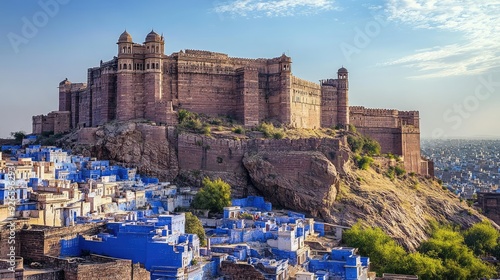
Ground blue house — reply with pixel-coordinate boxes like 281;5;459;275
308;247;370;280
60;213;202;279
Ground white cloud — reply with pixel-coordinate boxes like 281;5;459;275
213;0;336;18
383;0;500;79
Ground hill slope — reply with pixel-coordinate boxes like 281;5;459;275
331;166;488;251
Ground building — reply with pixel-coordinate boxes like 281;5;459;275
308;247;370;280
32;30;426;174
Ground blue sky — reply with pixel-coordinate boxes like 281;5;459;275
0;0;499;139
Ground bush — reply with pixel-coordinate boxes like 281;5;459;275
202;125;211;136
357;156;373;170
272;131;284;139
257;122;275;138
385;167;395;180
394;166;406;176
257;122;286;139
232;126;245;134
347;134;380;156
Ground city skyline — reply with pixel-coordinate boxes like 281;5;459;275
1;0;499;139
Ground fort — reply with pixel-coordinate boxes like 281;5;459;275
33;30;428;175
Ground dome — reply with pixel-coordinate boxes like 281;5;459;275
145;30;162;42
338;66;348;73
118;30;133;43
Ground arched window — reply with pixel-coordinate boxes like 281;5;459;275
151;63;155;69
128;47;131;53
156;46;159;53
129;64;131;69
124;64;127;69
147;64;150;69
122;47;126;53
120;64;122;70
156;63;159;69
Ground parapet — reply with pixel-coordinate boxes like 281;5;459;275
320;79;338;87
349;106;398;116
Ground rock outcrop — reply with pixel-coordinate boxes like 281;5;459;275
61;121;178;181
243;151;339;221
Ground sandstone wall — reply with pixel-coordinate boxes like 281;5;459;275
19;223;105;262
177;133;348;200
290;76;321;128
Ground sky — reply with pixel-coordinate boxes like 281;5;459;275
0;0;499;139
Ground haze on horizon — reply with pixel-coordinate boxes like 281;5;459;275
0;0;499;139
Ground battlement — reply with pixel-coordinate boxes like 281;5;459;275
320;79;338;87
349;106;398;116
181;49;229;59
292;76;321;91
236;66;259;72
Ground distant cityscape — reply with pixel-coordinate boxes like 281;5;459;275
422;139;500;199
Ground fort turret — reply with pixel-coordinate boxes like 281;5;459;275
144;30;164;121
116;30;135;121
336;67;349;128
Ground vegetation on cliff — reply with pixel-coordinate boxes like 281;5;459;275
343;221;498;279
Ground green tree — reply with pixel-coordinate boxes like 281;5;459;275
400;252;445;279
464;220;499;256
343;223;406;275
192;177;231;213
184;212;206;246
10;131;26;144
419;226;496;280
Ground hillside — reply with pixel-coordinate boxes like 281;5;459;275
331;165;488;251
57;121;491;251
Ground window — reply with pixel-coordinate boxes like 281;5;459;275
156;63;159;69
128;64;131;69
147;64;150;69
124;64;127;69
151;63;155;69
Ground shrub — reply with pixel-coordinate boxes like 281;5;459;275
257;122;275;138
232;126;245;134
353;155;373;170
272;131;284;139
257;122;286;139
385;167;396;180
394;166;406;176
347;134;380;156
202;125;211;136
178;109;190;123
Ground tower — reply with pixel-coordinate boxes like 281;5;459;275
144;30;164;122
278;54;292;124
116;30;135;121
336;67;349;128
58;78;72;112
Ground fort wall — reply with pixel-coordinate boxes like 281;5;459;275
349;106;421;174
177;134;346;179
290;76;321;128
19;223;105;262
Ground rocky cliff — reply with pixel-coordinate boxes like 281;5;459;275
61;122;489;251
61;121;178;181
